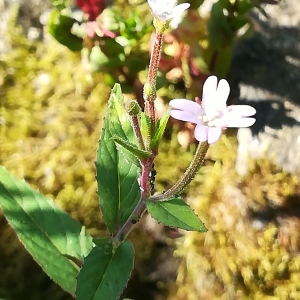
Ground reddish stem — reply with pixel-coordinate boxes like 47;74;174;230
112;154;156;246
144;32;164;135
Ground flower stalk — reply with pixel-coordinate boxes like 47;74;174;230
112;155;156;246
144;32;164;136
149;141;209;201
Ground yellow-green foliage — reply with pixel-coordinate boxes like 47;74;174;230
0;24;111;230
0;19;111;299
167;133;300;300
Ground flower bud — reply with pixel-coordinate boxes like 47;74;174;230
143;82;156;102
126;100;141;116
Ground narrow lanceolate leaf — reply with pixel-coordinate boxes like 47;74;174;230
0;167;93;295
109;85;141;167
96;84;140;234
140;112;152;148
76;238;135;300
112;135;151;160
146;198;207;232
150;109;170;150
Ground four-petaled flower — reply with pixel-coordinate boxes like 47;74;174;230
169;76;256;144
147;0;190;22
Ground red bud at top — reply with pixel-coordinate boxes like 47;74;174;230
75;0;107;21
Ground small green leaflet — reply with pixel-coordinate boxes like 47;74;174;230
150;109;170;151
146;197;207;232
112;135;151;160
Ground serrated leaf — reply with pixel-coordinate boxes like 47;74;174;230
150;109;170;150
0;166;93;294
112;135;151;160
76;239;134;300
96;84;141;234
146;198;207;232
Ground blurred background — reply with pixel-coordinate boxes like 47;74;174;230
1;0;300;299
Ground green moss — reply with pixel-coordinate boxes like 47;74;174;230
165;133;300;300
0;16;111;299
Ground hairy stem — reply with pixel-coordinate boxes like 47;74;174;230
149;141;209;201
144;32;163;135
130;115;145;150
112;155;156;247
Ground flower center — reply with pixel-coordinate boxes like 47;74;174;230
198;110;224;127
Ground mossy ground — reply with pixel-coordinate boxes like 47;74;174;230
166;134;300;300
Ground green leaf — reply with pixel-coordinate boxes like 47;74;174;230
140;112;152;148
230;15;249;32
89;46;123;72
109;85;141;167
207;2;233;49
112;135;151;160
189;0;205;9
96;84;140;234
146;198;207;232
237;0;255;15
76;239;135;300
150;109;170;150
48;10;83;51
0;166;93;294
213;45;232;77
219;0;232;10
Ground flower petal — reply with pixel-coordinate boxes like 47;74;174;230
215;79;230;111
225;105;256;117
222;117;256;128
147;0;187;22
169;99;202;115
169;109;200;124
170;3;190;19
202;76;217;111
194;124;209;142
207;127;222;144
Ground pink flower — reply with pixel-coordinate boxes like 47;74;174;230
169;76;256;144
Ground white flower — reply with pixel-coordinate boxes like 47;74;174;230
147;0;190;22
169;76;256;144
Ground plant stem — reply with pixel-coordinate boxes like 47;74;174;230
112;32;164;247
112;155;155;247
144;32;163;135
130;115;145;150
149;141;209;201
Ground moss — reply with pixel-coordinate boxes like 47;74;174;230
0;15;111;299
166;133;300;300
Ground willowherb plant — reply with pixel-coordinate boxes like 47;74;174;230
0;1;257;300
